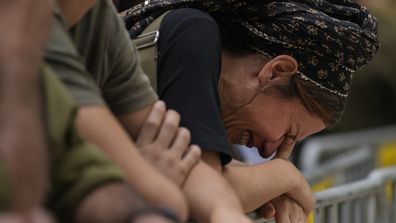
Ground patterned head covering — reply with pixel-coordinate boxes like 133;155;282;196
123;0;379;97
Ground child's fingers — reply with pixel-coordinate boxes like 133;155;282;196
136;101;166;146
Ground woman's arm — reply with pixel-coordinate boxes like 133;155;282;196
223;159;314;215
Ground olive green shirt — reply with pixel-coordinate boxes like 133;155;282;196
43;65;125;222
44;0;157;115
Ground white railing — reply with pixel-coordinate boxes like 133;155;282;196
313;166;396;223
253;126;396;223
300;125;396;185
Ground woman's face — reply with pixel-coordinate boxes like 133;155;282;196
222;92;325;158
219;53;326;158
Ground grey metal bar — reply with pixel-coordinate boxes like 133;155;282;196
330;203;339;223
392;182;396;223
304;147;372;185
311;166;396;223
300;125;396;173
315;179;382;207
315;207;324;223
366;195;376;223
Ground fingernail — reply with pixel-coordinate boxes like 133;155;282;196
285;136;294;144
155;100;165;109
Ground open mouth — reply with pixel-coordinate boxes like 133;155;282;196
238;130;253;147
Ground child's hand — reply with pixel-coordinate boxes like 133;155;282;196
136;101;201;186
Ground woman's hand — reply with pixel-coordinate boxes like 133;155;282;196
136;101;201;186
274;136;295;160
258;196;307;223
270;159;315;216
272;135;314;216
271;196;307;223
257;202;276;220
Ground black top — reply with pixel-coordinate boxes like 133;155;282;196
157;8;232;165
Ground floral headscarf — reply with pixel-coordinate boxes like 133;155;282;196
123;0;379;97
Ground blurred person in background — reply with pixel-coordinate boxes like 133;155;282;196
0;0;54;221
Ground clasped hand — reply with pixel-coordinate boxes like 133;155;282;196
136;101;201;186
260;135;313;223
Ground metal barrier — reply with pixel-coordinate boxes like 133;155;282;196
369;167;396;223
299;125;396;185
313;166;396;223
254;166;396;223
304;145;374;185
313;177;384;223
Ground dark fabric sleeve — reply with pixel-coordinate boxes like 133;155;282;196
157;8;232;165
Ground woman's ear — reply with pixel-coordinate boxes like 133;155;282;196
258;55;298;87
